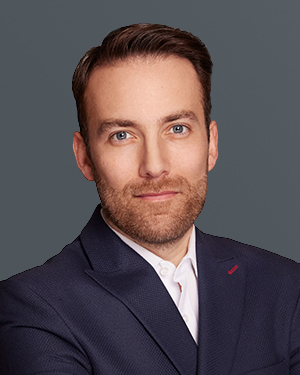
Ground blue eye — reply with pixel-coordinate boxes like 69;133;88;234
116;131;127;140
172;125;184;133
168;125;189;134
112;131;132;141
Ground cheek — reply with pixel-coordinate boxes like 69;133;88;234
171;144;208;177
92;149;138;189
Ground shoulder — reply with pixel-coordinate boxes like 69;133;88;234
0;235;97;343
196;229;300;283
0;236;90;300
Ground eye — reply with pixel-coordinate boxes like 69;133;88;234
167;124;189;134
111;131;133;141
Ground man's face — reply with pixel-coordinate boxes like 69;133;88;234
74;56;218;247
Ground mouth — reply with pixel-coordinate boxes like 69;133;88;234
135;191;178;201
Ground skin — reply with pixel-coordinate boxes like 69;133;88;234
73;56;218;266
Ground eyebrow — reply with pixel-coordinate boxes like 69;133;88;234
96;110;200;136
161;110;199;124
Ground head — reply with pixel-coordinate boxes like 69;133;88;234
72;24;218;253
72;23;213;156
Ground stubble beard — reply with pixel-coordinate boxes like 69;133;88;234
93;169;207;248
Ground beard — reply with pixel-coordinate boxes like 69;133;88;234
93;169;207;247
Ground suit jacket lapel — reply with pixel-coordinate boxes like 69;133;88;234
195;230;247;375
80;207;198;375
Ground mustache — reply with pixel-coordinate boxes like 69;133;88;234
123;175;193;196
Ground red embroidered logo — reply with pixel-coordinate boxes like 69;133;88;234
228;265;238;275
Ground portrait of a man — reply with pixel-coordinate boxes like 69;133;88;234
0;23;299;374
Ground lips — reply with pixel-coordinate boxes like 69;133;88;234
136;191;178;201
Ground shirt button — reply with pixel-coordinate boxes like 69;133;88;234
182;314;189;323
160;267;169;276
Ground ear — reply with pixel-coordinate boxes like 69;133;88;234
208;121;218;172
73;131;94;181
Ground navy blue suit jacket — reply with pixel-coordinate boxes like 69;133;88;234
1;206;300;374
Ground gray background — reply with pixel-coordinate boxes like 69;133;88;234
1;0;299;281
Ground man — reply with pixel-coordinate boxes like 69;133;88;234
0;24;300;374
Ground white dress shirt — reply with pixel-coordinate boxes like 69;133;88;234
102;211;199;343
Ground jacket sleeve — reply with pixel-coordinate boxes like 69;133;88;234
290;289;300;374
0;278;91;375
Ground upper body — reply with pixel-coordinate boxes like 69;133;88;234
1;207;300;374
1;23;299;374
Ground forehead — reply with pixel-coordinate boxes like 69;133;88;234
84;56;204;125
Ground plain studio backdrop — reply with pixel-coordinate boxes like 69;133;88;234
1;0;299;280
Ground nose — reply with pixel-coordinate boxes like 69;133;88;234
139;139;170;179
